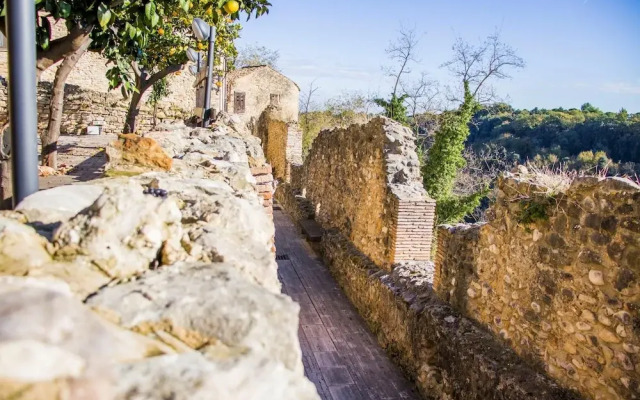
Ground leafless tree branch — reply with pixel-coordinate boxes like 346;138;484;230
442;30;525;103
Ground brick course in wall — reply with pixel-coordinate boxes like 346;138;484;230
391;197;436;262
251;164;274;216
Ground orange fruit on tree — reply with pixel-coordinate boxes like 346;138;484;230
157;28;165;35
197;42;206;50
169;48;176;55
223;0;240;14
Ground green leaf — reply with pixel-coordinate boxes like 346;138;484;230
180;0;189;12
126;23;137;39
58;1;71;18
145;2;156;22
44;0;54;13
150;12;159;27
40;16;51;38
97;3;112;29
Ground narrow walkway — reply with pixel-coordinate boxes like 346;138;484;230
274;209;421;400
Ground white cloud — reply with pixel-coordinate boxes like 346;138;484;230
600;82;640;95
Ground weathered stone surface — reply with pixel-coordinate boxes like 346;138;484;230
436;174;640;400
53;182;182;279
114;352;318;400
0;112;317;399
87;263;302;373
312;228;580;400
0;278;171;400
16;184;104;224
277;117;435;270
0;217;51;270
106;134;173;172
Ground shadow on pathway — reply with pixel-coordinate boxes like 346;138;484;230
274;209;422;400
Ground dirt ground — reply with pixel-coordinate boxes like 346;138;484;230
39;133;116;190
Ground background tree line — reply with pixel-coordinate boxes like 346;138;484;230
463;103;640;176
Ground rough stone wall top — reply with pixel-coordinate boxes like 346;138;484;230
0;113;318;399
300;117;434;268
435;173;640;400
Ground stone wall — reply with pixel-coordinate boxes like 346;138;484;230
256;107;303;183
0;82;190;135
0;113;318;399
284;117;435;269
435;173;640;400
0;19;196;111
275;119;580;399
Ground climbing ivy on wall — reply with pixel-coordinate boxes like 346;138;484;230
422;81;487;224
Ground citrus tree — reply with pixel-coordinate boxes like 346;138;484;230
0;0;269;168
100;0;269;132
0;1;186;169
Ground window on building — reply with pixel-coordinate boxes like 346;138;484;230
270;94;280;106
234;92;246;114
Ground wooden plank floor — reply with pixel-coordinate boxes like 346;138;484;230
274;210;422;400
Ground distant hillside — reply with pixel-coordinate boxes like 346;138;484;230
466;103;640;176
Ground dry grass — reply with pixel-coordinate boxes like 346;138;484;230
514;164;576;195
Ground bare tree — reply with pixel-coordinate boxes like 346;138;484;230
235;44;280;70
402;72;439;134
299;80;319;135
378;27;420;120
442;31;525;103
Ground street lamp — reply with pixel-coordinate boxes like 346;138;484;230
191;18;215;128
5;0;39;207
186;47;202;72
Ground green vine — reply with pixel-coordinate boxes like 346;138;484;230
422;81;485;223
516;197;553;225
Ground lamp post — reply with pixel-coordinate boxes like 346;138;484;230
191;18;215;128
5;0;39;207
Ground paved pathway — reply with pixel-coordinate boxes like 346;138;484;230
274;209;421;400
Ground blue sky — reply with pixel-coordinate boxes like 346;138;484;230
236;0;640;112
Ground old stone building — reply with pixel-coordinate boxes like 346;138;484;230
193;65;302;182
226;65;299;125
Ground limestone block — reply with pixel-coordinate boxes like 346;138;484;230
53;183;183;279
16;184;105;224
0;278;171;400
0;217;51;270
106;134;173;172
87;263;302;373
114;352;319;400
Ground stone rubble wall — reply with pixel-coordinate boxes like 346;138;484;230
275;118;582;399
256;106;303;183
0;83;191;135
319;229;581;400
0;113;318;400
435;174;640;400
280;117;435;269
